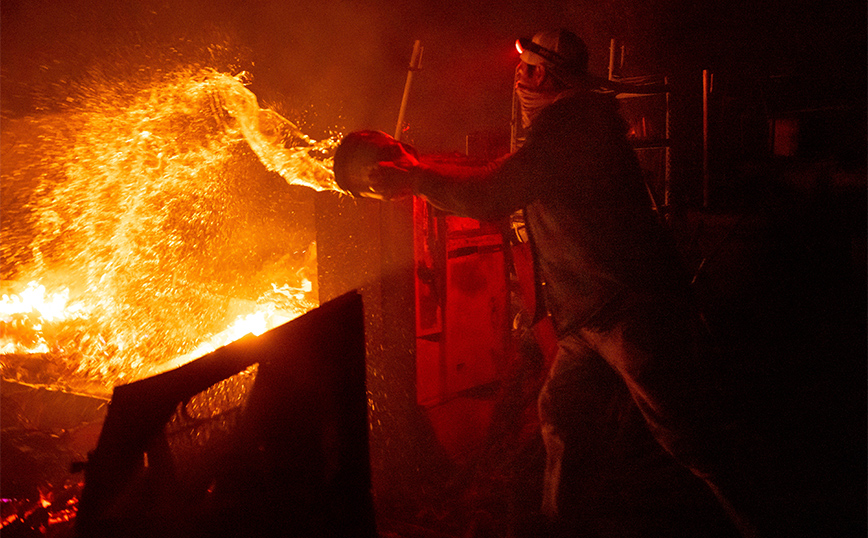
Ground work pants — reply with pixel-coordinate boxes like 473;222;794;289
538;296;757;537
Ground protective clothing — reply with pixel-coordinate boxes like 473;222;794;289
402;88;747;537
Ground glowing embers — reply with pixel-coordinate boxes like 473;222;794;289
1;481;83;535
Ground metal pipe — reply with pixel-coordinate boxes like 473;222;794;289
395;40;423;141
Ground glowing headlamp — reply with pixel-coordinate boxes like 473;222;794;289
515;37;566;67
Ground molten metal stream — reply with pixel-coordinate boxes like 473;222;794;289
1;70;344;395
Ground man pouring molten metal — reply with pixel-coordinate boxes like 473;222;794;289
335;28;760;538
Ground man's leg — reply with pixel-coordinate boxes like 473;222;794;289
537;335;629;525
578;299;763;538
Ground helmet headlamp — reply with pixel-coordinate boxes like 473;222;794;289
515;37;567;68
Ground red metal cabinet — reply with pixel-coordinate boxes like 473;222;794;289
414;199;509;406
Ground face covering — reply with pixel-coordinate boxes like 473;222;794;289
515;64;573;129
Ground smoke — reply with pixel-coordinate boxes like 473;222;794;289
0;0;641;151
2;0;863;151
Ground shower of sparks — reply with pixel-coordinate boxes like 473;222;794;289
1;69;346;395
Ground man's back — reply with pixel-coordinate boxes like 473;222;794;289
518;89;689;335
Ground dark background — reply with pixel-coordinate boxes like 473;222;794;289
1;2;866;536
2;0;865;153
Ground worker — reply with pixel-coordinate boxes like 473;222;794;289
335;28;758;538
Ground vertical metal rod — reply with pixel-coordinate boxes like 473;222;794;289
395;40;423;141
608;38;617;80
510;64;522;153
702;69;710;208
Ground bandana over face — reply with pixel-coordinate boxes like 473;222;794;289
515;62;576;129
515;81;562;128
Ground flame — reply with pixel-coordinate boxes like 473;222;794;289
1;282;92;355
0;282;86;323
0;281;88;323
154;300;301;375
1;69;343;394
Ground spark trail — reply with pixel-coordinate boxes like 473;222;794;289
1;69;343;395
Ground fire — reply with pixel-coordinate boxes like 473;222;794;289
0;282;85;323
0;282;92;354
1;69;344;395
152;280;312;375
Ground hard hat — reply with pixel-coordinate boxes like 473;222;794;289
517;28;588;74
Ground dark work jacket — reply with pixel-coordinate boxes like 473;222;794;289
412;89;689;337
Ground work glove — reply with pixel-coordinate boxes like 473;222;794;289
370;144;419;200
333;130;418;200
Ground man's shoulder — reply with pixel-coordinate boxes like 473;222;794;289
552;89;618;113
535;90;620;134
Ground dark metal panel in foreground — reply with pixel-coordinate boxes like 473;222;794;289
76;291;374;538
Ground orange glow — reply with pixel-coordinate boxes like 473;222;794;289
1;70;343;395
152;302;301;375
0;282;84;323
1;282;92;354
